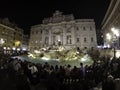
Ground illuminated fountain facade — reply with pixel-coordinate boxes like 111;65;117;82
29;11;97;52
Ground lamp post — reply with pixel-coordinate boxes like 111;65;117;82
111;27;120;59
0;38;5;53
113;40;116;59
106;27;120;59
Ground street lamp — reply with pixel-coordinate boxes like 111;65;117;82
111;27;120;59
106;33;112;41
0;38;5;45
0;38;5;53
106;27;120;59
106;33;112;48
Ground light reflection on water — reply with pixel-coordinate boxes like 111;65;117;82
12;55;93;67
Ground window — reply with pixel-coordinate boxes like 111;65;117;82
83;27;85;30
90;26;92;30
36;31;38;34
53;36;55;45
45;30;49;34
84;38;87;42
41;30;42;34
34;47;37;50
77;38;79;42
66;29;71;33
91;47;94;50
76;27;79;31
67;35;72;44
45;37;49;44
91;37;93;42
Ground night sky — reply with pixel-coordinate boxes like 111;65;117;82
0;0;110;36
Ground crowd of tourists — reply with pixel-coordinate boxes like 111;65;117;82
0;54;120;90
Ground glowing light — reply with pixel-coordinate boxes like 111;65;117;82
17;48;20;51
41;57;50;61
28;53;36;58
41;48;47;51
107;44;110;48
106;33;111;40
81;54;89;62
111;27;115;32
3;47;6;50
12;47;16;50
116;50;120;58
97;46;103;48
7;47;10;50
76;51;79;54
58;46;64;51
22;48;27;51
81;57;87;62
0;38;5;44
15;41;20;47
58;39;61;42
114;30;119;37
103;45;107;48
34;50;40;53
57;35;61;41
111;27;119;37
52;58;60;61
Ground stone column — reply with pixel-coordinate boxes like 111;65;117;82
49;29;52;46
63;28;66;45
71;26;75;45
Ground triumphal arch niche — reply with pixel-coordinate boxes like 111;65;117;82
52;28;63;46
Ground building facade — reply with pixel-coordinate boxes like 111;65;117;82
0;18;23;52
22;34;29;51
29;11;97;52
102;0;120;49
